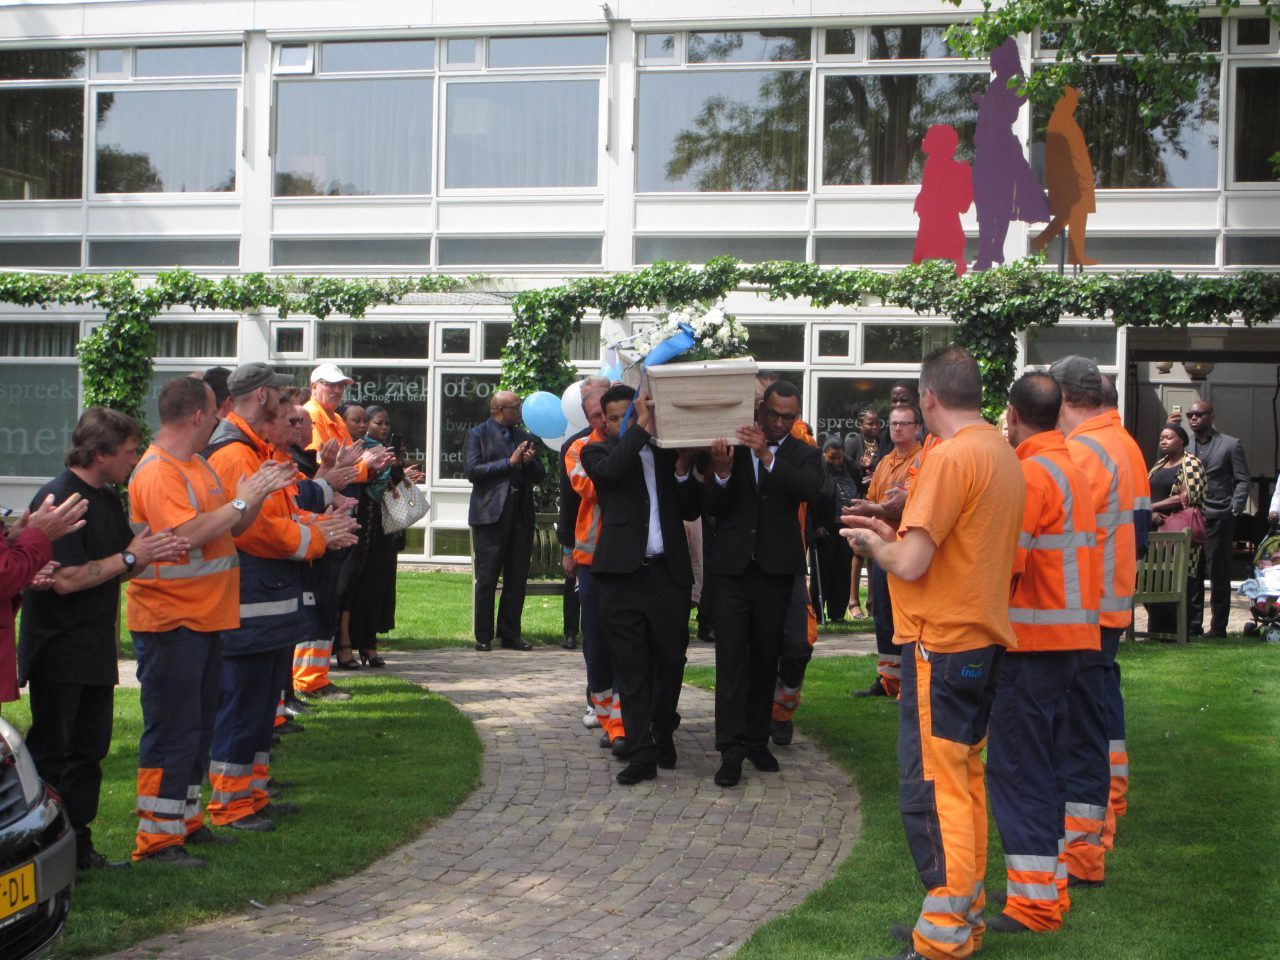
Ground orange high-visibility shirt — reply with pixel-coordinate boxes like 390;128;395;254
206;412;328;562
304;398;369;482
1065;412;1146;629
867;441;921;532
905;433;941;492
892;422;1025;653
126;445;239;634
566;429;605;566
1009;430;1102;652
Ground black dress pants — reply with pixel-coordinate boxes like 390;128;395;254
471;494;534;645
811;533;853;622
711;564;794;760
1191;514;1234;634
25;680;115;861
594;560;689;765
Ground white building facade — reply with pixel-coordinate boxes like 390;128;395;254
0;0;1277;560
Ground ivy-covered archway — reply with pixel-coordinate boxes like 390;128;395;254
502;258;1280;420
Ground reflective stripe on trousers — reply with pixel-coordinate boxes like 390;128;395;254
292;637;333;693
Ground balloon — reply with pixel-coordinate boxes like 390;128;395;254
561;381;589;434
542;431;570;452
522;390;568;439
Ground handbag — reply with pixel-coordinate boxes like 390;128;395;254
1162;490;1207;546
380;479;430;534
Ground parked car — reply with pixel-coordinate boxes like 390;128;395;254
0;716;74;960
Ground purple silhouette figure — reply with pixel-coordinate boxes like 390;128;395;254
971;38;1050;271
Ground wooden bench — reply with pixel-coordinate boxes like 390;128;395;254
1128;531;1191;645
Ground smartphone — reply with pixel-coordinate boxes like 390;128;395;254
1171;404;1181;415
0;506;12;518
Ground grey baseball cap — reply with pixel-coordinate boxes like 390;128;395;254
227;362;294;397
1047;354;1102;393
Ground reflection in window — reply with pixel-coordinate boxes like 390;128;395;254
643;34;677;60
153;322;236;358
1032;64;1220;189
687;30;810;63
484;323;512;360
817;329;850;356
864;325;954;363
0;240;80;267
318;322;429;359
438;372;500;481
275;78;432;195
0;322;78;357
320;40;434;73
1025;325;1116;366
1234;68;1279;182
869;25;956;59
741;323;805;362
134;46;242;77
815;376;900;449
432;528;471;556
441;328;472;353
0;363;80;477
0;48;85;80
488;35;606;68
824;30;857;56
0;88;84;199
637;70;809;191
823;73;983;185
445;80;598;189
95;89;237;193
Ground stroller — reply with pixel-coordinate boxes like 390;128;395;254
1239;527;1280;644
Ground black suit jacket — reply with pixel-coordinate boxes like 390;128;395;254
464;419;546;526
580;424;701;587
705;436;823;577
1191;429;1251;521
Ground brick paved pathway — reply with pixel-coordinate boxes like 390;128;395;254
106;636;874;960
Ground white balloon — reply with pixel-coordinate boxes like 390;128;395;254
542;431;570;453
561;381;589;434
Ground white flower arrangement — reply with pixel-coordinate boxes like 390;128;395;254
628;300;750;365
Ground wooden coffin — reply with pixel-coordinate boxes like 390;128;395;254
643;357;758;448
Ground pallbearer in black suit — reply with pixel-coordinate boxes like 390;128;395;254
706;380;823;787
581;384;702;786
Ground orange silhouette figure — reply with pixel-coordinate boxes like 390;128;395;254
913;124;973;276
1032;86;1097;266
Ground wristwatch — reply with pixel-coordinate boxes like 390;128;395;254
230;498;248;515
121;551;137;573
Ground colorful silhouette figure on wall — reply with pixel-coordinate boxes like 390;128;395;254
971;38;1050;271
1032;86;1097;266
913;124;973;276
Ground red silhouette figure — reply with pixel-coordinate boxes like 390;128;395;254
1032;86;1097;266
913;124;973;276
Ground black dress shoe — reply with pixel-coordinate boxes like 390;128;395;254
143;846;205;868
770;719;794;746
1067;875;1104;889
747;748;780;772
261;801;299;816
854;678;887;698
78;850;131;871
475;640;492;652
986;912;1032;934
714;757;742;787
227;814;275;832
1203;629;1228;639
889;923;912;944
616;761;657;785
598;732;612;749
561;635;578;650
610;737;627;759
500;638;533;651
655;733;677;770
185;825;234;846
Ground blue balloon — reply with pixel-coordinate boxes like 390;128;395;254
522;390;569;439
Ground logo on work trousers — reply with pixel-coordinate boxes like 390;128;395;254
959;661;984;679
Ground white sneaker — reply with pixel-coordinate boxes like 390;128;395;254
582;711;601;728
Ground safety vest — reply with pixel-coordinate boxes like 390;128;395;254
566;429;604;566
1107;409;1153;555
1009;431;1101;652
1065;412;1145;629
304;398;369;482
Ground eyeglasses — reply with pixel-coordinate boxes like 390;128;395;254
286;417;305;426
496;402;522;411
889;420;919;428
763;408;799;425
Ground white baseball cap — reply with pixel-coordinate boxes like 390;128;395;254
310;363;353;385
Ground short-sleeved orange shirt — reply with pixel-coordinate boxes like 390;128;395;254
126;444;239;634
890;422;1025;653
867;441;921;531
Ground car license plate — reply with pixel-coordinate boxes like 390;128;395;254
0;862;36;922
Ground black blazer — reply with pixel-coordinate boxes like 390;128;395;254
580;424;701;587
464;419;546;526
1191;429;1251;521
705;436;823;577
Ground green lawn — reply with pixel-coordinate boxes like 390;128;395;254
688;637;1280;959
5;674;481;959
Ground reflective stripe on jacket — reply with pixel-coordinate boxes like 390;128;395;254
1009;431;1101;652
566;429;604;566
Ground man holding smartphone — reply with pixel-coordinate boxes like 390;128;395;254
464;390;546;651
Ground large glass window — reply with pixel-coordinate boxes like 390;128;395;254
318;321;430;359
320;40;434;73
95;88;238;193
152;322;236;358
0;87;84;199
134;46;241;78
637;70;810;191
488;35;606;69
864;324;954;363
823;73;984;185
438;372;501;481
275;78;432;196
0;322;78;357
0;49;85;80
1033;64;1220;188
686;30;810;63
444;79;598;189
814;376;901;449
1233;67;1280;182
0;364;79;477
869;25;957;60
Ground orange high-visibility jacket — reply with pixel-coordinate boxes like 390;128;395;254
304;398;370;482
1065;412;1147;629
1009;430;1102;652
566;428;605;566
207;412;328;562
